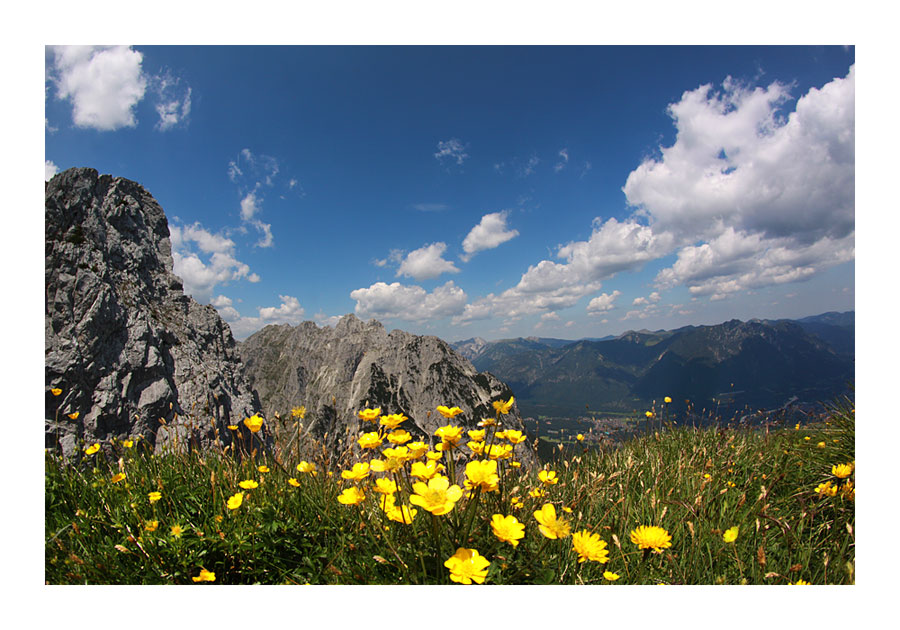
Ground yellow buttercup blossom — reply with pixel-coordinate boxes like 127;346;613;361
227;492;244;510
387;429;412;445
487;443;513;460
84;443;100;455
341;462;371;481
122;439;134;448
435;424;463;445
529;488;546;499
373;478;398;495
502;429;527;445
841;480;855;500
296;461;318;475
645;411;654;418
426;449;443;461
815;481;838;497
410;459;444;481
465;459;499;492
370;454;406;474
467;429;486;442
148;491;162;503
817;441;826;449
227;425;238;431
358;407;382;422
792;579;811;585
492;396;515;415
490;514;525;547
603;570;620;581
51;387;63;396
576;434;584;441
478;417;497;428
444;547;490;585
258;465;270;473
723;526;739;543
192;569;216;583
409;475;463;515
406;441;429;459
380;494;417;523
664;396;672;403
630;525;672;552
534;503;571;539
832;463;853;479
572;530;610;563
288;478;301;487
337;486;366;506
437;405;464;419
467;440;485;455
170;524;183;538
238;480;259;490
68;411;80;420
291;406;306;419
111;472;126;484
243;414;264;433
358;431;383;450
538;470;559;485
379;413;408;429
144;520;159;532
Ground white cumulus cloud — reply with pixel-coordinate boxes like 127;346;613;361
461;211;520;262
587;290;621;315
169;223;255;303
351;281;468;322
434;138;469;165
45;160;59;181
396;242;460;281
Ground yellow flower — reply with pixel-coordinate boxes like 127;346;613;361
603;570;620;581
467;440;485;455
492;396;515;415
358;407;382;422
243;414;264;433
144;520;159;532
435;424;463;445
792;579;810;585
464;459;499;492
437;405;464;419
832;463;853;479
148;491;162;503
645;411;654;418
238;480;259;490
84;443;100;455
529;488;545;499
341;462;371;481
804;436;811;441
538;470;559;485
817;441;826;449
170;524;183;538
510;460;521;468
406;441;429;459
68;411;80;420
533;503;571;539
664;396;672;403
291;406;306;419
379;413;408;429
572;530;610;563
794;422;801;430
51;387;62;396
192;569;216;583
111;472;126;484
288;478;301;487
487;443;513;460
502;429;527;445
490;514;525;547
296;461;318;475
373;478;397;495
478;417;497;428
576;434;584;442
630;525;672;552
358;431;383;450
444;547;490;585
257;465;270;473
409;475;463;515
841;480;855;500
410;460;444;481
467;429;486;442
426;450;443;461
122;439;134;448
227;425;239;431
337;487;366;506
387;429;412;445
380;494;417;523
227;492;244;510
815;481;838;497
723;526;739;543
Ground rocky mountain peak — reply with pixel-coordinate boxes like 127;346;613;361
45;168;260;456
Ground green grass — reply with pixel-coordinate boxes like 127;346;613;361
44;397;854;585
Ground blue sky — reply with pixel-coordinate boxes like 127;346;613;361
44;44;855;342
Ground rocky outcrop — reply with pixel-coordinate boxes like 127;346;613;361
45;168;260;456
238;315;529;459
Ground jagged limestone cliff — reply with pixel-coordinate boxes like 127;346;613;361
238;315;528;457
45;168;260;455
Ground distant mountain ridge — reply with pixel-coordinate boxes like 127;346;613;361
452;313;854;418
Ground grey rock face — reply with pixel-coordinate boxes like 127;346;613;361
238;315;529;459
45;168;260;455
